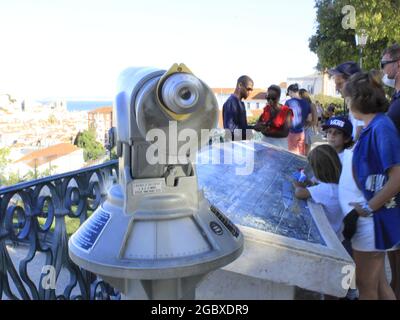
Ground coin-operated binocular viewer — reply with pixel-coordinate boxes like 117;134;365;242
68;64;244;299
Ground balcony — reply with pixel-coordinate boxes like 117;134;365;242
1;141;358;300
0;160;120;300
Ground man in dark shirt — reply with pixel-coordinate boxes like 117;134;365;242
285;83;311;156
381;43;400;300
222;75;254;140
382;44;400;131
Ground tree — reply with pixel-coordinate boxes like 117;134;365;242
309;0;400;71
5;172;23;186
74;129;106;162
109;147;118;160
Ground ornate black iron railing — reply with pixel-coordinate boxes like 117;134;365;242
0;160;120;300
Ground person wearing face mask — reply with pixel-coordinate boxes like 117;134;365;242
382;44;400;130
254;85;293;149
381;43;400;300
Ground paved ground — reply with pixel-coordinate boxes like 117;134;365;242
3;243;82;300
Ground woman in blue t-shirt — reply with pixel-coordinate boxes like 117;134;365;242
343;71;400;300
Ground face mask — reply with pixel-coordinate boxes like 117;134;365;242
383;74;396;88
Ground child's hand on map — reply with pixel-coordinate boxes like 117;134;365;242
292;180;307;189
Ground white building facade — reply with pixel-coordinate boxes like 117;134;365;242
287;72;340;97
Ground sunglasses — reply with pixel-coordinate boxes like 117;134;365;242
380;59;399;69
266;96;277;101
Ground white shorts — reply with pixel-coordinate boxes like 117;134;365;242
351;216;399;252
304;127;314;145
351;217;381;252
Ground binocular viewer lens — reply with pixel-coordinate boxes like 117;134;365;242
161;73;202;114
179;87;192;101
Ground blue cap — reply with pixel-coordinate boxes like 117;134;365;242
328;61;361;77
322;116;353;138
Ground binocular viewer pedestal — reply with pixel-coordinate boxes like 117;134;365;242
69;174;244;299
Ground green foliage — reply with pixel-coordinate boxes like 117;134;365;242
0;147;11;185
309;0;400;71
0;147;10;171
313;94;344;109
37;215;82;237
1;166;58;187
4;172;23;186
74;129;105;161
25;167;57;180
247;115;259;126
110;147;118;160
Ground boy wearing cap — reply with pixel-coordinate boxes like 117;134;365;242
322;116;353;162
323;116;359;299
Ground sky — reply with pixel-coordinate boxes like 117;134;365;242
0;0;319;99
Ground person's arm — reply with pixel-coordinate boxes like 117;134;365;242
262;113;291;138
254;117;267;132
311;103;318;128
264;127;289;138
294;182;311;200
350;165;400;216
387;100;400;133
223;100;240;133
304;108;313;127
236;102;252;135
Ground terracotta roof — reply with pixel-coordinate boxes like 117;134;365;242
88;106;113;114
212;88;236;95
250;90;267;100
15;143;80;167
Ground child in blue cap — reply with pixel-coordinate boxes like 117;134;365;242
323;115;359;299
322;116;353;163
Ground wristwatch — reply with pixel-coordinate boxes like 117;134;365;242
361;202;374;217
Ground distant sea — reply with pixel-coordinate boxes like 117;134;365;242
66;100;113;112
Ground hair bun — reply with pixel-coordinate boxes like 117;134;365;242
368;70;384;88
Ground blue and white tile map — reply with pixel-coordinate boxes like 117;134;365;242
196;142;326;246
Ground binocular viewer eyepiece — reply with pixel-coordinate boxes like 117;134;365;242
160;72;202;114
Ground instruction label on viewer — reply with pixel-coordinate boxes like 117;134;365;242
133;182;163;195
72;210;111;252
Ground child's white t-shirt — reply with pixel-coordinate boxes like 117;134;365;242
338;150;344;164
307;183;345;238
349;111;365;140
338;148;366;215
